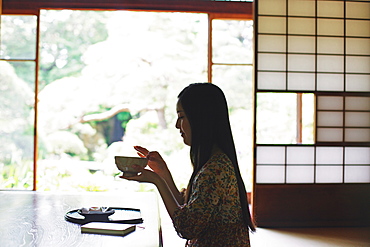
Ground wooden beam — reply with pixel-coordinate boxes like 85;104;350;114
2;0;252;16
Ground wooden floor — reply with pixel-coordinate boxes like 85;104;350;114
250;227;370;247
162;225;370;247
159;201;370;247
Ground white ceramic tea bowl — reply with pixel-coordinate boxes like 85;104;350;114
115;156;147;176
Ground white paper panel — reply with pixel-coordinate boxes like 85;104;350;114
345;166;370;183
345;112;370;127
345;97;370;111
317;55;344;73
258;53;286;71
345;147;370;165
288;17;315;35
346;74;370;92
288;55;315;72
317;74;344;91
318;1;343;18
318;19;344;36
258;0;286;15
317;128;343;142
287;146;314;164
316;166;343;183
288;0;315;17
288;73;315;91
257;72;286;90
258;16;286;34
316;147;343;165
256;166;285;183
346;38;370;56
346;2;370;19
256;146;286;164
317;37;344;55
288;36;315;53
346;20;370;37
258;35;286;52
317;96;343;110
345;129;370;142
317;112;343;127
346;56;370;74
286;166;314;183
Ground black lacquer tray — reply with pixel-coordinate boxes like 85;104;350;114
65;207;143;225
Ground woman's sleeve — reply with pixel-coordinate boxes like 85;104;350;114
172;162;224;240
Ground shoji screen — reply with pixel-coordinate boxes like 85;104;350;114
254;0;370;227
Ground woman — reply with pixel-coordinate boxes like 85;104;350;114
121;83;255;246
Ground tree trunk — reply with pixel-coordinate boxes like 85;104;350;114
156;108;167;129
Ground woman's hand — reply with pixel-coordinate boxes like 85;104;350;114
119;165;160;184
132;145;184;205
120;164;179;220
134;146;170;177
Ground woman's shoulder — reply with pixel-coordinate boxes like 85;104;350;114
208;151;232;166
199;151;234;176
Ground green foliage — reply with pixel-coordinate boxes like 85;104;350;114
0;161;33;189
141;122;159;134
138;183;155;193
77;184;108;192
0;61;35;176
0;16;37;87
8;61;35;87
1;13;109;86
117;112;132;129
1;11;261;192
38;11;110;88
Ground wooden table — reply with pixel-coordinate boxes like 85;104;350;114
0;191;162;247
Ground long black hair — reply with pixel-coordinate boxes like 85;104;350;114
178;82;255;232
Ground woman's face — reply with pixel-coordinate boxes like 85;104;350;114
175;100;191;146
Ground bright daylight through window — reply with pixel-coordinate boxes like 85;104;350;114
1;10;267;192
0;9;313;192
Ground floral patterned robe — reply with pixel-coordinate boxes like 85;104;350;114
173;152;251;247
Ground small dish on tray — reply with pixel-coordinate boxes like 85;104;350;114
77;207;115;221
65;207;143;224
78;207;115;216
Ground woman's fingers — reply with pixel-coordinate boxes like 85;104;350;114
134;146;161;163
147;151;161;161
119;167;157;184
119;165;143;180
134;146;149;157
137;152;146;158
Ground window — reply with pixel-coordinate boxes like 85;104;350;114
211;18;254;189
254;0;370;228
0;15;37;189
1;1;254;191
255;0;370;185
36;10;208;192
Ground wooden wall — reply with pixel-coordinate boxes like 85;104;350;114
254;184;370;227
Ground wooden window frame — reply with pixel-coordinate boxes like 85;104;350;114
1;0;253;191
